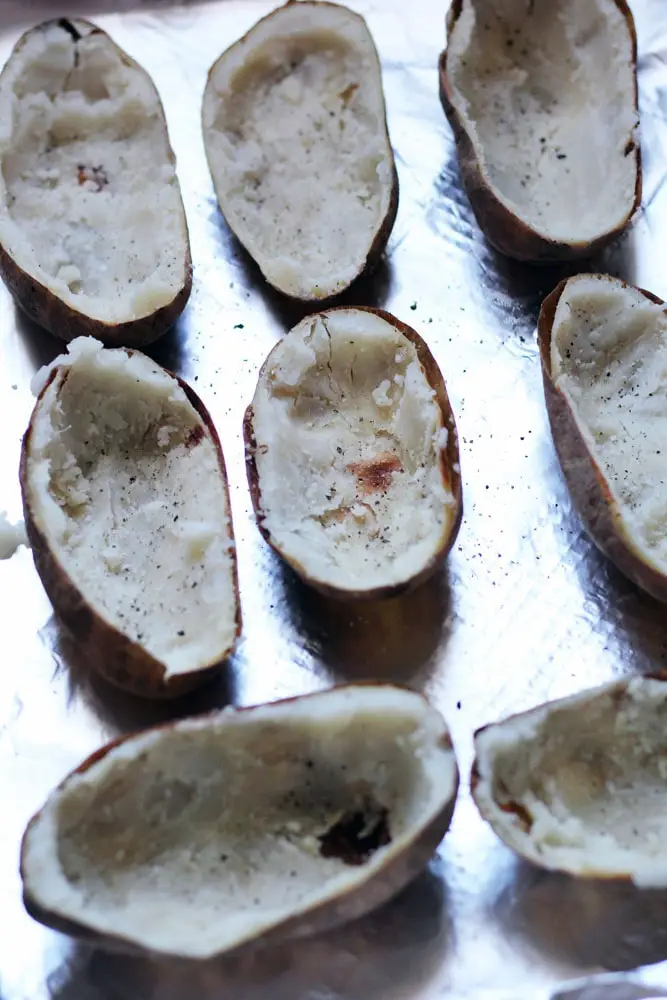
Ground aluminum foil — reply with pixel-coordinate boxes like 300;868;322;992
2;0;667;995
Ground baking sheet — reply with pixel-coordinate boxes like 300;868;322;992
2;0;667;996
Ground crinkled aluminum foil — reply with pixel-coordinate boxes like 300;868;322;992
2;0;667;996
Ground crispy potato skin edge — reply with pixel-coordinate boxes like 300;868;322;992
0;18;192;347
438;0;642;263
21;684;458;958
244;307;463;600
538;275;667;602
20;359;241;699
202;0;398;303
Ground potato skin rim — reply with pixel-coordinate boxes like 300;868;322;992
20;683;458;958
201;0;399;304
20;352;241;699
538;274;667;602
243;306;463;601
0;18;192;347
438;0;642;263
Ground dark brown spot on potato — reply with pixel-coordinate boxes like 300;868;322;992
348;452;402;495
185;425;205;449
58;18;82;42
318;798;391;865
77;165;108;192
339;82;359;106
499;798;533;832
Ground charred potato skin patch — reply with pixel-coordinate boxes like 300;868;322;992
20;358;241;699
0;18;192;348
20;684;459;958
243;306;463;601
538;276;667;602
438;0;641;263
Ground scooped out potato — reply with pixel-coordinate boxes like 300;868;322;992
244;307;462;599
20;337;240;697
539;273;667;602
439;0;641;262
202;1;398;301
0;18;191;346
21;685;459;958
472;676;667;885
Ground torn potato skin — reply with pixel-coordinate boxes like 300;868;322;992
319;798;392;865
439;0;641;263
538;275;667;602
20;351;241;698
21;684;459;958
244;306;463;601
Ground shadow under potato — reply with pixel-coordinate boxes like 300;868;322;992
547;469;667;677
277;562;452;689
493;859;667;973
47;863;451;1000
14;303;62;373
45;616;237;736
208;201;395;333
432;144;640;341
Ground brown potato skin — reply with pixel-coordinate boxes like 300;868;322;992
20;358;241;698
0;19;192;347
21;684;458;958
244;307;463;601
539;275;667;603
202;1;398;304
439;0;641;263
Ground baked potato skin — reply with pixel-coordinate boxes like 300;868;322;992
20;364;241;698
438;0;641;263
0;19;192;348
244;307;463;601
538;278;667;603
203;0;399;305
21;686;458;958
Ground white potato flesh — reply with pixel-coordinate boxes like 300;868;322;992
0;19;188;322
474;678;667;886
22;686;457;958
0;511;27;559
447;0;637;242
251;310;455;593
25;338;236;678
551;274;667;573
202;2;394;299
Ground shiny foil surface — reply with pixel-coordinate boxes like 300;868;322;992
2;0;667;996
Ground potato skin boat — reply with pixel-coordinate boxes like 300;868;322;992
0;18;192;346
538;275;667;602
20;353;241;698
21;685;459;958
244;306;463;601
202;1;398;303
439;0;641;263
